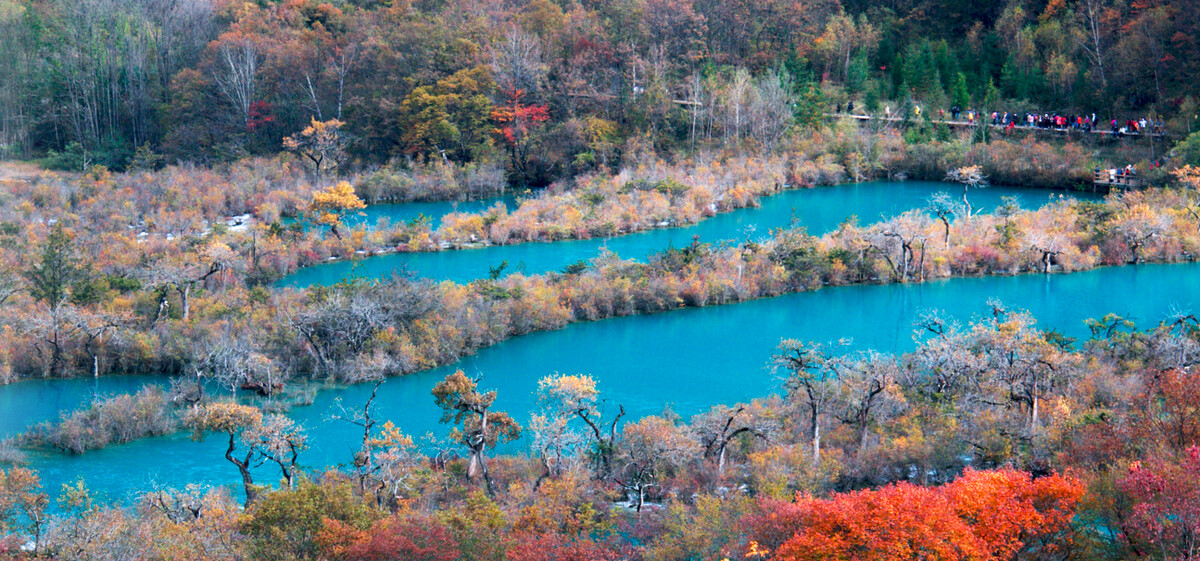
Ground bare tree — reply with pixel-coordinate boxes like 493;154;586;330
945;165;988;217
867;211;931;282
718;68;753;144
832;351;904;453
692;405;773;476
531;374;599;483
66;308;128;378
615;416;698;512
1074;0;1113;90
490;27;545;95
748;70;794;149
245;414;308;489
774;339;844;467
576;401;625;480
213;38;258;127
1027;232;1065;273
1113;202;1171;264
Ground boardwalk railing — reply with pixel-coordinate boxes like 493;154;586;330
1094;170;1142;189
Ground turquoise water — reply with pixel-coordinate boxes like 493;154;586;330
334;195;520;231
0;376;162;440
13;261;1198;504
278;182;1102;287
284;195;520;232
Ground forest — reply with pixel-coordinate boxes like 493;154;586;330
0;0;1198;175
1;0;1200;559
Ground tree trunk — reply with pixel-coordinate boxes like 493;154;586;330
225;434;256;507
179;283;191;320
810;405;821;468
1031;381;1040;436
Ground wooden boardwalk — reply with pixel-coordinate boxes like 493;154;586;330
1093;170;1143;190
828;113;1167;139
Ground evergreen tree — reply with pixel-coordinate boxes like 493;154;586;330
25;224;79;307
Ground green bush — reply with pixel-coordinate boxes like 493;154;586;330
1173;131;1200;166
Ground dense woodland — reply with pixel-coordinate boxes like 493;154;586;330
3;0;1200;559
1;0;1199;177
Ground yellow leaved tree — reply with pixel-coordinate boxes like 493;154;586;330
309;181;365;239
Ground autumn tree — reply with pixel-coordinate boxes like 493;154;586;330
184;402;308;506
398;66;494;163
284;118;351;185
615;415;698;512
308;181;366;239
813;11;880;85
0;468;49;554
1121;447;1200;559
772;479;985;561
491;88;550;186
431;370;521;494
769;469;1081;561
317;515;459;561
241;480;378;561
532;373;599;482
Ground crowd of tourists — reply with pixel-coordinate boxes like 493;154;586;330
835;102;1165;137
1097;164;1138;182
974;108;1165;136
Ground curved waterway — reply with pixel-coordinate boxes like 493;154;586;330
278;182;1103;287
11;261;1197;504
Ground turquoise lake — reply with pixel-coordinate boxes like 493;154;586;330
5;181;1161;505
278;181;1102;287
11;261;1198;504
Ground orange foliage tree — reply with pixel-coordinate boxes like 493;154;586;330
308;180;366;239
760;469;1081;561
283;118;350;185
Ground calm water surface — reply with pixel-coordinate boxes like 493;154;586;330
278;181;1102;287
332;195;520;231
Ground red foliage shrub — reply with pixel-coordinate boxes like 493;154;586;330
316;515;459;561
